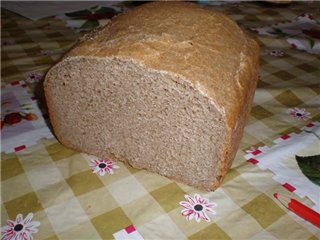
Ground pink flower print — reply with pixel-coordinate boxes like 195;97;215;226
179;194;217;223
288;108;311;121
268;49;284;57
90;159;119;176
26;72;43;83
1;213;40;240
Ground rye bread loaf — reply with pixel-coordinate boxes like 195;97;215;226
44;2;259;191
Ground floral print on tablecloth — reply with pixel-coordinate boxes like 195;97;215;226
288;107;311;121
25;72;43;84
244;122;320;211
55;5;124;31
179;194;217;223
90;158;120;176
267;49;285;57
1;213;40;240
1;81;53;153
252;13;320;54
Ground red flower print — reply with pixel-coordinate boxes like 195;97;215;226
291;43;297;49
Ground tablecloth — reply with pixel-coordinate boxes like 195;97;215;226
1;1;320;239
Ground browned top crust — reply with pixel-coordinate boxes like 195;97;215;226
65;1;260;128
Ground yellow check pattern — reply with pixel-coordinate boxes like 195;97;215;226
1;2;320;239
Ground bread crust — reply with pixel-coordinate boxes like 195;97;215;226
44;2;259;191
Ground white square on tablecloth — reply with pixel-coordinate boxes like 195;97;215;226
45;198;89;233
108;176;148;205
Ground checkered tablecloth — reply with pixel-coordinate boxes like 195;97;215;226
1;2;320;240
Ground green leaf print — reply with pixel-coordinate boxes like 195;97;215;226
296;155;320;186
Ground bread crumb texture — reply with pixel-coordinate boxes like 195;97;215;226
44;2;259;190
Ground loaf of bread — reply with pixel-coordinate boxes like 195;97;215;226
44;2;259;191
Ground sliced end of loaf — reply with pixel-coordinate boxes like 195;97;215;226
45;56;228;190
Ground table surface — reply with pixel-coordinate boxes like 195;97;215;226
1;1;320;239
